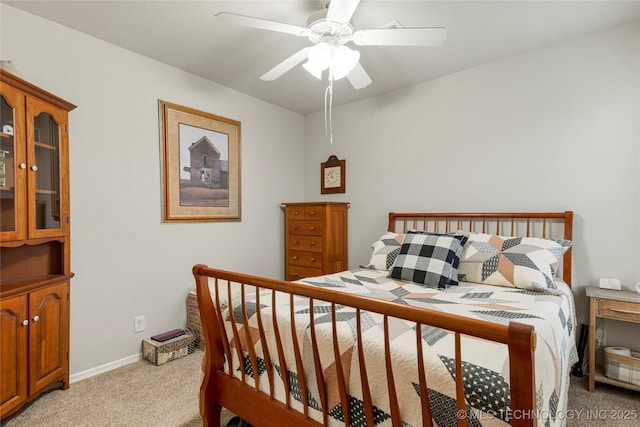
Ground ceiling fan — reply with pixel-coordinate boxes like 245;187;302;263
216;0;446;90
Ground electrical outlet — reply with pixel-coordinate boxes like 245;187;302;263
134;315;145;333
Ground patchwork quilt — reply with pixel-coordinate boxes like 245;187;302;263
218;268;578;427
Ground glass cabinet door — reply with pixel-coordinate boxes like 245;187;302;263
26;97;68;238
0;85;26;241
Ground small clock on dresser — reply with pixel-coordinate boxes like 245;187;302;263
320;155;345;194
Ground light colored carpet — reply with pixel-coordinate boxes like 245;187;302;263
2;350;638;426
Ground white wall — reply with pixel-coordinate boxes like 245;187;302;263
1;5;305;375
304;21;640;341
3;3;639;376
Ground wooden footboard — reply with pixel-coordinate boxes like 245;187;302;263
194;265;537;427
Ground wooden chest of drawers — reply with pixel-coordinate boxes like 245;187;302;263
283;202;349;281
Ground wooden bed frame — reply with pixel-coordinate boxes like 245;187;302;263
194;211;573;427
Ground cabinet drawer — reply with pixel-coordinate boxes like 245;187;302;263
288;250;322;269
304;206;323;221
287;266;323;281
598;299;640;323
287;236;322;252
288;220;322;236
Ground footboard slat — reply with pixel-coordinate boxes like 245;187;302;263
213;279;233;376
454;332;468;427
241;284;260;391
331;303;351;427
356;309;375;427
255;289;275;398
290;294;309;416
272;290;291;408
228;281;246;383
384;316;401;427
309;299;329;425
416;324;434;427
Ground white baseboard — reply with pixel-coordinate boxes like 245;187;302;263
70;353;141;383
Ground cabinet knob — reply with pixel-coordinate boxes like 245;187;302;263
19;163;27;169
32;315;40;322
22;319;29;326
31;165;38;171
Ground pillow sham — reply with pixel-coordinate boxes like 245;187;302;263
388;232;469;289
363;232;404;271
457;232;572;292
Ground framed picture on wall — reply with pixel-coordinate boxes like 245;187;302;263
159;100;241;222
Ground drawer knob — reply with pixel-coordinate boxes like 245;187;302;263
310;226;316;231
292;240;299;245
310;241;316;246
309;211;316;216
293;256;299;260
310;258;316;262
294;226;299;230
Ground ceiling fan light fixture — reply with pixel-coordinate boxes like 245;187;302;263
304;42;359;81
330;45;359;80
302;60;324;79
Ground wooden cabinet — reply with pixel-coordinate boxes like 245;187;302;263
1;282;69;416
0;71;75;419
283;202;348;281
586;286;640;392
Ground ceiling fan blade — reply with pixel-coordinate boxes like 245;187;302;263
260;48;311;81
347;62;372;90
216;12;309;37
326;0;361;23
353;27;447;47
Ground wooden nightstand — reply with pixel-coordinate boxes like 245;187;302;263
586;286;640;392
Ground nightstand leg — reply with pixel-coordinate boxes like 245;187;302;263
588;296;596;392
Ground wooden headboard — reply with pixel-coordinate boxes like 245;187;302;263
388;211;574;287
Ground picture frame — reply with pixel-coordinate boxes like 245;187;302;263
320;155;345;194
159;101;241;222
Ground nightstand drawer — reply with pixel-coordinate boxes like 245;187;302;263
598;299;640;323
288;220;323;236
287;236;322;252
288;251;322;268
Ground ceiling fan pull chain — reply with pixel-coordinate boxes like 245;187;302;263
324;77;334;145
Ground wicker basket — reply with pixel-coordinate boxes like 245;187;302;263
604;347;640;386
142;332;196;365
187;290;204;350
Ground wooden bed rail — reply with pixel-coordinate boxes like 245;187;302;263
388;211;573;287
194;265;537;427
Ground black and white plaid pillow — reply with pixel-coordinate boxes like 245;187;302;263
389;232;469;288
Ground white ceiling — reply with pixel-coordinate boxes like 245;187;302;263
5;1;640;115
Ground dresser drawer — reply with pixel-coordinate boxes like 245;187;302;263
304;206;323;221
286;206;306;220
287;236;322;252
287;266;323;281
288;220;322;236
598;299;640;323
288;250;322;269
